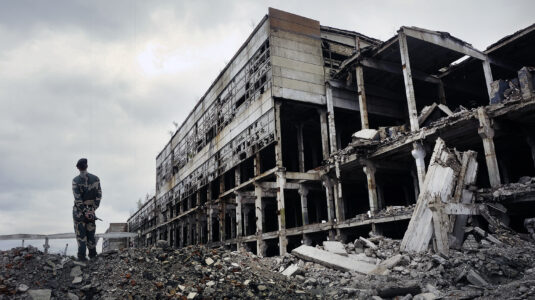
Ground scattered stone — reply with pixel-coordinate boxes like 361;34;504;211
466;269;488;286
205;257;214;265
18;283;29;292
72;276;83;284
413;292;437;300
359;237;378;249
281;264;300;277
67;292;80;300
70;266;82;277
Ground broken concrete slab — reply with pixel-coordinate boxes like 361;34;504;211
352;128;379;140
281;264;300;277
370;254;402;275
291;245;376;274
322;241;347;256
359;237;378;249
466;269;488;287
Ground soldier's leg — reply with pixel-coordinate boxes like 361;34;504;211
87;221;97;258
74;220;87;258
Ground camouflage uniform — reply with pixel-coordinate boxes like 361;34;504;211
72;171;102;259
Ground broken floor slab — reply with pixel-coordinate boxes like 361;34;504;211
291;245;376;274
322;241;348;256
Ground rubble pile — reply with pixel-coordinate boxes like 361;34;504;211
0;242;309;299
478;176;535;202
265;232;535;299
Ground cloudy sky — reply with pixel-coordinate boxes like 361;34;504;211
0;0;533;251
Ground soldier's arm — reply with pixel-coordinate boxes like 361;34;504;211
95;179;102;209
72;179;83;209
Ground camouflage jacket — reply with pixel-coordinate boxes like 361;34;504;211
72;171;102;212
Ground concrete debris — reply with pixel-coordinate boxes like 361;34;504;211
322;241;348;256
291;245;376;274
465;269;488;287
352;128;379;140
281;264;300;277
359;236;378;249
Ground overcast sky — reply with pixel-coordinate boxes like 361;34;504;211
0;0;533;248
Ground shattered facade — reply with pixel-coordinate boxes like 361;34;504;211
127;8;535;257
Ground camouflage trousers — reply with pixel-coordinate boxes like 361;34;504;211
73;206;97;258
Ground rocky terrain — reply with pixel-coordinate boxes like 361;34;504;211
1;229;535;300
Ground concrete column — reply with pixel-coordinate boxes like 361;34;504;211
229;206;236;239
243;205;251;236
254;184;266;257
411;170;420;201
254;152;261;176
326;83;338;153
399;32;420;132
297;123;305;172
178;222;184;248
235;166;241;187
318;109;330;160
411;142;426;190
363;161;378;215
219;202;226;242
207;205;213;243
235;193;243;237
438;80;447;105
477;108;501;188
196;213;201;245
322;177;336;222
298;185;309;226
355;65;369;129
274;101;284;167
482;59;494;101
276;171;288;255
303;234;312;246
333;161;345;222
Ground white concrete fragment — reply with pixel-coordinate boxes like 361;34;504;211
292;245;376;274
352;129;379;140
281;264;300;277
187;292;197;299
322;241;348;256
205;257;214;265
370;254;403;275
359;237;378;249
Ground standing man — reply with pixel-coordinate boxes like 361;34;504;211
72;158;102;261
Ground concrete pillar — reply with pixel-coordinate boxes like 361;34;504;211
235;193;243;237
411;170;420;201
297;123;305;172
438;80;447;105
229;206;236;239
207;205;213;243
333;162;345;222
274;101;284;167
254;184;266;257
254;152;261;176
355;65;369;129
276;171;288;255
399;32;419;132
322;177;336;222
219;202;226;242
482;59;494;101
477;108;501;188
243;205;251;236
411;142;426;190
363;161;378;215
326;83;338;153
235;166;241;187
298;185;309;226
318;109;330;159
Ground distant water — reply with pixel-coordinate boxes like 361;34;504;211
0;238;103;256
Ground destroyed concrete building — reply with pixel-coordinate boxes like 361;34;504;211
127;8;535;257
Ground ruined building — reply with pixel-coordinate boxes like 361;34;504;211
127;8;535;257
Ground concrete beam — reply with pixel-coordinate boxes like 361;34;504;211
399;32;420;132
355;65;369;129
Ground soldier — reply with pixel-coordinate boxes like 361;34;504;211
72;158;102;261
